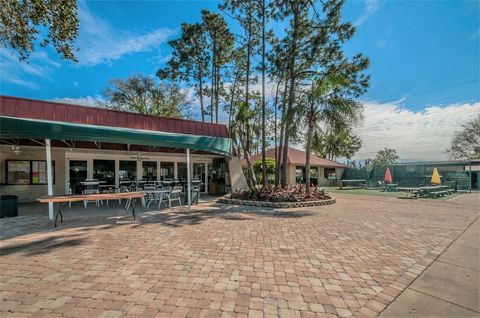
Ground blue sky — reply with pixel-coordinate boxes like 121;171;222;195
1;0;479;160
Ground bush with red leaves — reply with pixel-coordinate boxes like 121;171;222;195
231;185;331;202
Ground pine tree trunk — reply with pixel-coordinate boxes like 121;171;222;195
276;80;288;187
273;80;280;187
239;130;257;187
210;37;216;123
261;0;267;188
198;70;205;122
215;62;220;124
305;115;314;194
281;12;299;188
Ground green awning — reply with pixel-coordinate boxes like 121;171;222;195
0;116;231;157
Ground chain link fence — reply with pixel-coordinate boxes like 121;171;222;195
342;161;478;192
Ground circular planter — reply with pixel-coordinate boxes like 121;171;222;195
217;197;336;208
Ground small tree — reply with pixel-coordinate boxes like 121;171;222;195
253;157;275;185
313;127;362;161
446;115;480;159
101;74;189;118
1;0;79;61
371;148;399;167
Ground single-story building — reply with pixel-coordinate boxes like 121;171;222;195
0;96;247;208
242;147;346;186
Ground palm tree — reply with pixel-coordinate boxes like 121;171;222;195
303;75;363;194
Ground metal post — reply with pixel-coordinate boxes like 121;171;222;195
469;161;472;193
187;149;191;209
45;139;54;220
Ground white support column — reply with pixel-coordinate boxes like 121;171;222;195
115;160;120;188
157;161;161;181
174;162;178;180
87;159;94;179
136;160;142;181
187;149;191;209
45;139;54;220
204;162;209;194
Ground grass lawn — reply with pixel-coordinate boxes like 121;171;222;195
323;186;465;200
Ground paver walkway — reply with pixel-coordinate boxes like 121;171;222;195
0;192;478;318
379;214;479;317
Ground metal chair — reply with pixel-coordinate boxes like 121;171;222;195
167;187;182;208
82;179;102;208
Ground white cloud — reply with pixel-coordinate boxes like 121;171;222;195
352;101;480;161
355;0;380;27
51;95;104;107
76;1;176;66
0;48;61;90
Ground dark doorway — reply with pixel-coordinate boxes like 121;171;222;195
69;160;87;194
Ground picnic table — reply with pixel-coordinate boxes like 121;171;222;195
382;183;399;192
338;179;367;190
410;185;454;199
397;187;420;198
38;192;145;227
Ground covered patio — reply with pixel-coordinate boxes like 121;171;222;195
0;96;247;220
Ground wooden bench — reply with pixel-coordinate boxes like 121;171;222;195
429;190;449;198
38;192;145;227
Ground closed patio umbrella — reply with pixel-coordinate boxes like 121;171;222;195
384;167;393;184
431;167;441;185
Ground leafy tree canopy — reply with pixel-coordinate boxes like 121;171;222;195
0;0;79;61
253;157;276;182
312;127;362;161
101;74;190;119
446;115;480;160
370;147;399;167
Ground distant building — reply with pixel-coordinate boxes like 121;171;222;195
241;147;346;186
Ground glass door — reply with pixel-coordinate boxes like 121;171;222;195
193;163;205;192
69;160;87;194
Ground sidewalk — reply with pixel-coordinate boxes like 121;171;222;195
379;217;480;317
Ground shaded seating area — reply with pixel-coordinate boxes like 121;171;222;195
0;96;234;222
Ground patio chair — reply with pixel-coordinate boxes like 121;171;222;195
82;180;103;208
167;187;182;208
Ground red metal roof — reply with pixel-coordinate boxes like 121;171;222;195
0;95;230;138
242;147;346;168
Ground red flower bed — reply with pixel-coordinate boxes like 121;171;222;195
231;184;331;202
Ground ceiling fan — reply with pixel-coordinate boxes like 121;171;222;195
129;153;150;161
9;145;22;155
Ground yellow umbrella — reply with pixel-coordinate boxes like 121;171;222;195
431;167;441;185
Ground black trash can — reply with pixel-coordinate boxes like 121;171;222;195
0;195;18;218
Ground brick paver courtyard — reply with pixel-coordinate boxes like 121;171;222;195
1;193;478;318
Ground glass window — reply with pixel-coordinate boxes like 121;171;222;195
119;160;137;181
177;162;187;182
324;168;336;180
93;160;115;185
160;162;174;180
6;160;55;185
296;166;305;184
32;161;55;185
142;161;157;181
7;160;30;185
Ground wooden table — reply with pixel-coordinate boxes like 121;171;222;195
38;192;145;227
398;187;420;198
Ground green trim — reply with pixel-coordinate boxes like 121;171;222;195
0;116;231;157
